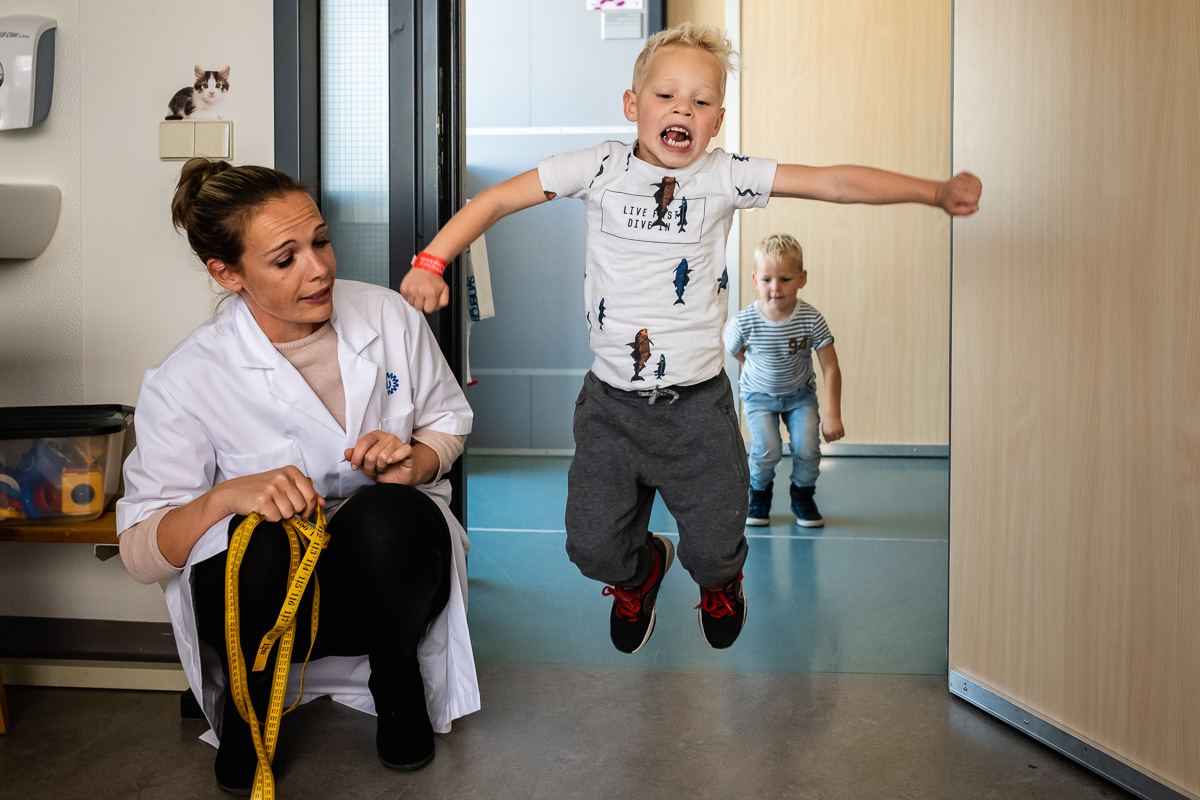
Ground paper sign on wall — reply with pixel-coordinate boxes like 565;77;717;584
587;0;644;10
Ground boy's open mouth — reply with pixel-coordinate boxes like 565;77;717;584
661;126;692;150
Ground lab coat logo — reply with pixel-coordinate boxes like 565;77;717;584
386;372;399;395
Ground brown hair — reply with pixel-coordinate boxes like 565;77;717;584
755;233;804;271
170;158;307;269
632;22;738;98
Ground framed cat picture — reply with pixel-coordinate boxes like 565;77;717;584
166;65;230;120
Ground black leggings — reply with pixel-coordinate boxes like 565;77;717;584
193;482;452;716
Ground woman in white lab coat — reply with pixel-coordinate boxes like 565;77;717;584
116;158;478;794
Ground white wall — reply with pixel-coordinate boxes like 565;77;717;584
0;0;274;622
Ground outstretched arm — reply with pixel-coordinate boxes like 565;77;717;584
772;164;981;216
400;168;551;312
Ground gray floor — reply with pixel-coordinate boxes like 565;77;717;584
0;456;1134;799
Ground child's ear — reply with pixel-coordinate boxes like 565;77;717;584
622;89;639;122
712;107;725;136
206;258;243;293
797;270;808;289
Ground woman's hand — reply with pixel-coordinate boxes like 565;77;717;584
935;172;982;216
399;268;450;313
218;466;324;522
344;430;415;484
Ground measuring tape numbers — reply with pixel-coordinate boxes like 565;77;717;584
223;503;330;800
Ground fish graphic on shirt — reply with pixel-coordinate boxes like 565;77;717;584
589;155;611;188
677;198;689;233
717;267;728;293
627;329;653;382
654;354;667;380
672;259;692;305
731;154;750;162
624;152;632;171
735;187;763;198
597;298;606;330
651;177;677;230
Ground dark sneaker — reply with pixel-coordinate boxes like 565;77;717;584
214;697;258;796
746;482;773;526
601;535;675;653
377;710;435;771
696;573;747;649
790;483;824;528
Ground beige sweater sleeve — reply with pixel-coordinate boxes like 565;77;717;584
118;507;181;585
411;428;467;480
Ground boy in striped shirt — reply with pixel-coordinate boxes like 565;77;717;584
725;234;843;527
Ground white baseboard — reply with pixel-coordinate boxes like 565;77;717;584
0;658;188;691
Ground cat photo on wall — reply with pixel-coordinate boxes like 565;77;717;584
165;65;230;121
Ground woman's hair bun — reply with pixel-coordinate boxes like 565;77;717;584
171;157;232;234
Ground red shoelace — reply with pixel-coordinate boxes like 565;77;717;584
602;546;664;620
602;585;644;620
696;572;743;618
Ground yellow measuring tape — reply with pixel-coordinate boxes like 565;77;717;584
224;503;330;800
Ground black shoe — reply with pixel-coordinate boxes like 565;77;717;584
601;534;675;654
746;482;773;526
790;484;824;527
377;709;435;771
697;572;747;649
214;701;258;796
373;656;436;771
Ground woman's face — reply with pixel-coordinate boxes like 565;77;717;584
208;191;336;343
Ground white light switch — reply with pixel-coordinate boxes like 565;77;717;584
159;121;195;160
195;121;233;159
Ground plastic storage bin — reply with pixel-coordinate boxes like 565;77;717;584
0;405;133;523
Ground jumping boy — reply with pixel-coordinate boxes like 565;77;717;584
726;234;842;528
400;23;981;653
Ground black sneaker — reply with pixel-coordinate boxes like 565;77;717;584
696;572;747;649
790;484;824;527
601;535;674;653
746;482;773;526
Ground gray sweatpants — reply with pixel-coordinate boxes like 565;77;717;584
565;371;750;589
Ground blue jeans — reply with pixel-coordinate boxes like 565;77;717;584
742;385;821;491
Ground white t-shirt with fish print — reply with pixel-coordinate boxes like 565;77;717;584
538;142;777;392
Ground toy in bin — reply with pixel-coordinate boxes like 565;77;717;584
0;405;133;523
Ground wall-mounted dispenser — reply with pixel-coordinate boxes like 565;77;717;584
0;15;57;131
0;183;61;259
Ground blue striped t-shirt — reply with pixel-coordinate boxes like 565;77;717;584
724;299;833;395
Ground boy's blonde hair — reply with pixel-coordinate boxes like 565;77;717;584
755;233;804;271
632;22;738;98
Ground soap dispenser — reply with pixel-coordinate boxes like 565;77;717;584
0;15;57;130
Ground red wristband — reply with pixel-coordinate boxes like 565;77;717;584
411;251;447;277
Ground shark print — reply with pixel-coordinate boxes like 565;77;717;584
586;311;592;332
589;155;611;188
625;152;632;171
627;329;653;382
731;154;750;161
717;266;728;293
654;354;667;380
677;198;689;233
735;187;763;198
651;177;677;230
598;298;606;330
672;258;692;305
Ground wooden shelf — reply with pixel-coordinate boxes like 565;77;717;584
0;511;118;544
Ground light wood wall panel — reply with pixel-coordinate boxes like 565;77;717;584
741;0;952;445
950;1;1200;795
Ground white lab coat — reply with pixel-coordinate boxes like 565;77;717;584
116;280;479;742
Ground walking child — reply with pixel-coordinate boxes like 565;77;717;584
401;23;981;653
726;234;842;527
